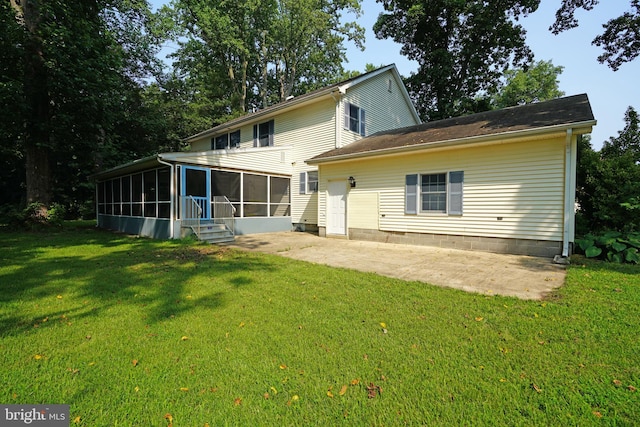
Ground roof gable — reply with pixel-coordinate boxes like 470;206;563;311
185;64;419;142
309;94;596;163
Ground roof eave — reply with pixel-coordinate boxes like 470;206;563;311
307;119;597;165
90;155;164;180
184;88;341;143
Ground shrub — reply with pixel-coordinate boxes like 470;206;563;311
20;202;66;230
575;231;640;264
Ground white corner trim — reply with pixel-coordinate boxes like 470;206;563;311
562;128;574;257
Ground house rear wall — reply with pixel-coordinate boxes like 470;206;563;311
317;135;569;256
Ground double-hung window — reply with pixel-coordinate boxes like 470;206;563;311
299;170;318;194
343;101;366;136
405;171;464;215
253;119;274;147
212;130;241;150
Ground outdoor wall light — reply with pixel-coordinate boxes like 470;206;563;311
348;176;356;188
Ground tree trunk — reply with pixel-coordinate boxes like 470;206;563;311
14;0;53;204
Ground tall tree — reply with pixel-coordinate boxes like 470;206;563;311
550;0;640;70
601;106;640;163
162;0;364;120
374;0;539;121
493;60;565;108
2;0;164;210
576;107;640;233
8;0;52;204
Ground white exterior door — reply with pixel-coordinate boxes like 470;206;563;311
327;180;347;235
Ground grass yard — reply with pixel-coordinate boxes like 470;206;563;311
0;223;639;426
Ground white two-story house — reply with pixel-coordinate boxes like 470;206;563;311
94;65;421;242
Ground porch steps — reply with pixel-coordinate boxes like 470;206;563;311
196;222;235;244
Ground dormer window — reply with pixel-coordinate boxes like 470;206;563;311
343;102;366;136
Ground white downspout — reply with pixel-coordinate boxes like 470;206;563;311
157;156;176;239
562;129;574;257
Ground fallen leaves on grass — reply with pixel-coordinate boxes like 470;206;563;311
339;384;348;396
181;336;189;341
367;383;382;399
233;397;242;406
164;413;173;427
532;383;542;393
132;359;139;367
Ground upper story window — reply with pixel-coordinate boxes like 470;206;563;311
343;101;366;136
253;119;274;147
212;130;241;150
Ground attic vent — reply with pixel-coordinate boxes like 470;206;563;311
286;95;294;101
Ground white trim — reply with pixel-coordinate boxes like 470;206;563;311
562;128;574;257
157;157;176;238
308;120;597;165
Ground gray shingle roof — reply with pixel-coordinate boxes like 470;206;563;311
309;94;595;163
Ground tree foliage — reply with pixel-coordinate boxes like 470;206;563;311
550;0;640;70
576;107;640;234
492;60;565;109
162;0;364;119
0;0;168;213
374;0;540;121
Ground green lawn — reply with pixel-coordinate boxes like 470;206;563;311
1;223;639;426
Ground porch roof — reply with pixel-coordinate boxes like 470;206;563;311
91;146;293;181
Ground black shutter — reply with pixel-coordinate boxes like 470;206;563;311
299;172;306;195
253;124;258;147
448;171;464;215
405;174;418;214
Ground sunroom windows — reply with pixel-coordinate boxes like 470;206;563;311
98;167;171;218
98;167;291;220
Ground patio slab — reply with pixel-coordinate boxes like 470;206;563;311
225;232;566;300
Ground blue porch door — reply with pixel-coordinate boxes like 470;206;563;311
181;166;211;220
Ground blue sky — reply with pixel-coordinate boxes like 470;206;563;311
344;0;640;150
152;0;639;150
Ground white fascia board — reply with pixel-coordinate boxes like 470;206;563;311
307;120;597;165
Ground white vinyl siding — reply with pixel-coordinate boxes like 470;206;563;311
318;136;567;241
339;71;420;147
169;146;292;176
187;67;421;227
349;192;379;229
278;98;336;224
